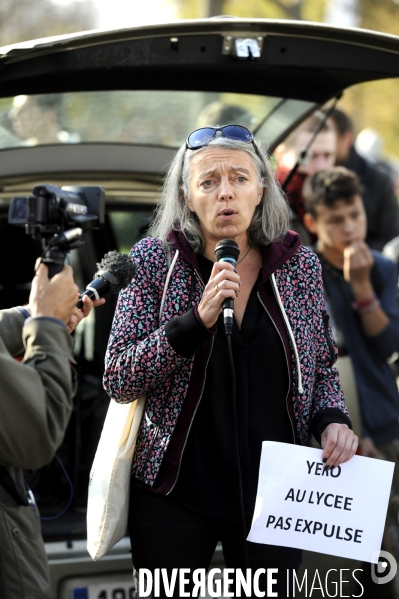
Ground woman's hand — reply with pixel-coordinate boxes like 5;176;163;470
197;261;241;329
65;294;106;334
321;423;358;467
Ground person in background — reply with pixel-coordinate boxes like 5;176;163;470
327;107;399;251
104;125;357;598
303;167;399;466
195;101;254;130
8;94;79;146
303;165;399;598
274;112;336;245
0;262;103;599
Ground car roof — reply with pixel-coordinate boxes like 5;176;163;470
1;18;399;101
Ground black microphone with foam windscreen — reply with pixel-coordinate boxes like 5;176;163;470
214;239;240;335
77;250;137;308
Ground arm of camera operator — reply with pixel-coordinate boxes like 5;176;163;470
14;281;106;337
0;264;81;470
0;262;79;354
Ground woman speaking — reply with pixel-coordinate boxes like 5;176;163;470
103;125;357;597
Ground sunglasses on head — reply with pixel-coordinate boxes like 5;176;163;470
186;125;254;150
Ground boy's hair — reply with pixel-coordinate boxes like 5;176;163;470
303;167;363;218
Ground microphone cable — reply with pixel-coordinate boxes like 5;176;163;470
25;454;74;521
214;239;249;570
226;333;250;572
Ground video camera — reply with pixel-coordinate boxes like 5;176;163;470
8;184;105;277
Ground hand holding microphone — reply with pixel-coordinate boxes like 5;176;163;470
197;239;241;334
66;294;106;335
77;250;137;309
64;251;137;334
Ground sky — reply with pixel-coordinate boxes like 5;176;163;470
92;0;178;29
51;0;363;31
53;0;178;30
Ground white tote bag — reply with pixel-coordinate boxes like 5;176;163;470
87;249;179;560
87;393;146;560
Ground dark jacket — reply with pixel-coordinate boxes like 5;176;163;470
0;308;75;599
345;146;399;251
104;230;350;494
322;251;399;444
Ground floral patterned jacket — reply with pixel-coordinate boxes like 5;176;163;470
103;230;349;493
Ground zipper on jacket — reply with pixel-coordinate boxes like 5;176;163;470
138;265;200;479
322;310;336;368
257;292;296;445
166;267;211;495
167;335;215;495
187;272;196;309
136;377;174;479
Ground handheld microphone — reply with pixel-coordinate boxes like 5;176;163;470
214;239;240;335
77;250;137;308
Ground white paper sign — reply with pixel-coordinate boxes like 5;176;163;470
247;442;394;563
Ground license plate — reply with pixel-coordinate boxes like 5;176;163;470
71;576;135;599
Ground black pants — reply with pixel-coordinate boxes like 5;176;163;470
129;487;302;598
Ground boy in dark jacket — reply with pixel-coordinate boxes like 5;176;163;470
302;166;399;478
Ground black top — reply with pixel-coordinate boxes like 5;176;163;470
169;255;292;520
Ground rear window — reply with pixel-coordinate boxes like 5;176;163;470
0;91;315;151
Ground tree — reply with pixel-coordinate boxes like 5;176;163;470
203;0;225;17
267;0;303;19
336;0;399;157
0;0;96;46
177;0;321;20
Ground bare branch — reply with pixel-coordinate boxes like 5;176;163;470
203;0;225;17
0;0;95;47
267;0;303;20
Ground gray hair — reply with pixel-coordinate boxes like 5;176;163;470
152;136;290;253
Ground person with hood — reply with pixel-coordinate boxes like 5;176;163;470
103;125;357;598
